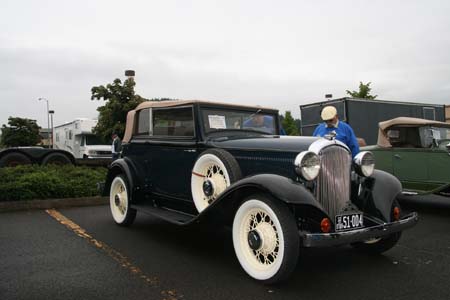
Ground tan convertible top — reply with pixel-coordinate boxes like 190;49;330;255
123;100;277;142
377;117;450;147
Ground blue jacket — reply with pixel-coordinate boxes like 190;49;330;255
313;121;360;158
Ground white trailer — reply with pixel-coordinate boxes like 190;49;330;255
54;118;111;159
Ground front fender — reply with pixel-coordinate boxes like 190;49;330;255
226;174;322;207
196;174;325;224
367;169;402;222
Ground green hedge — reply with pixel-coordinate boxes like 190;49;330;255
0;165;107;201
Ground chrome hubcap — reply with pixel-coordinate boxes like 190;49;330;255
115;194;121;207
247;230;262;250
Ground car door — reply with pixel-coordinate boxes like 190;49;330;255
148;106;200;200
391;127;428;191
426;147;450;191
392;148;428;190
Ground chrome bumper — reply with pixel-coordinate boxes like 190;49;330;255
300;212;418;247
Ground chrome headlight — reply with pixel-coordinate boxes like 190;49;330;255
354;151;375;177
294;151;321;181
88;150;97;155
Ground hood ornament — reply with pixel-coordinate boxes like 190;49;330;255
323;131;337;140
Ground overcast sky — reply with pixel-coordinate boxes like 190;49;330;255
1;0;450;128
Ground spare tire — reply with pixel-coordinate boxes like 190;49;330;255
0;152;32;167
42;153;72;165
191;149;242;213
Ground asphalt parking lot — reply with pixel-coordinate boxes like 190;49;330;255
1;203;449;300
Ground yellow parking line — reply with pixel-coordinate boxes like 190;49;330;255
46;209;183;300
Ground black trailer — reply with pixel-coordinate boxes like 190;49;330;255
300;97;446;145
0;147;111;168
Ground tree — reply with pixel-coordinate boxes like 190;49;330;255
346;82;378;99
91;78;146;141
1;117;41;147
281;111;299;136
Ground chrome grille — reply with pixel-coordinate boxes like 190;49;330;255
315;146;352;219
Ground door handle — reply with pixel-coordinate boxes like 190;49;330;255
394;154;401;159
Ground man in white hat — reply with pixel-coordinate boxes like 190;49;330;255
313;105;360;158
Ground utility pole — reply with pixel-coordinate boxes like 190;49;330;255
49;110;55;148
38;98;51;147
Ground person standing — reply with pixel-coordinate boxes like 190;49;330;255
313;106;360;158
111;132;121;161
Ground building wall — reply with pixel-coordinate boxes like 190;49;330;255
446;105;450;123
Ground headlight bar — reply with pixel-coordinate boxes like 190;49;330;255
353;151;375;177
294;151;321;181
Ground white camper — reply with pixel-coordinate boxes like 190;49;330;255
54;119;111;159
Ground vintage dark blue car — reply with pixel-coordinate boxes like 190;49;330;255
104;100;418;284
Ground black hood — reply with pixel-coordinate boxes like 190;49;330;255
208;135;320;153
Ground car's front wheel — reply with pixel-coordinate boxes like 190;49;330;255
351;232;402;254
232;194;299;284
109;174;136;226
351;199;402;254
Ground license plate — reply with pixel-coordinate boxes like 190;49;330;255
335;213;364;232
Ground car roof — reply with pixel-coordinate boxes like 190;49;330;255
379;117;450;131
123;100;278;143
134;99;277;112
377;117;450;147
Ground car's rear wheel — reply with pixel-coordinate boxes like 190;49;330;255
191;149;241;212
0;152;32;167
232;194;299;284
109;174;136;226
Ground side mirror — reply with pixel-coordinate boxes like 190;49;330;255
446;142;450;154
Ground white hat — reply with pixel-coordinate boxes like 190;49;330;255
321;106;337;121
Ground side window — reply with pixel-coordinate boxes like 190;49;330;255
153;107;194;137
80;136;85;146
136;108;150;135
69;130;73;140
389;127;421;148
56;133;59;142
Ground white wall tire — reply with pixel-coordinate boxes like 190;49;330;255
191;149;241;213
232;195;299;284
109;175;136;226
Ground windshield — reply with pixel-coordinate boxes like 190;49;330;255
85;135;106;145
201;108;279;135
419;126;450;147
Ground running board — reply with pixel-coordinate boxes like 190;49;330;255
132;204;196;225
401;191;419;196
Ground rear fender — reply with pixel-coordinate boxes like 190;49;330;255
103;158;141;202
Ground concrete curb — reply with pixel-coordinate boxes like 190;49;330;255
0;196;109;213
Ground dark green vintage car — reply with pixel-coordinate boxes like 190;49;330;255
362;117;450;199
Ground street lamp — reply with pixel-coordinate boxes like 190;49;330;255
49;110;55;149
38;97;51;147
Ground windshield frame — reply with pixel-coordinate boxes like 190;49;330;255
198;105;281;138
